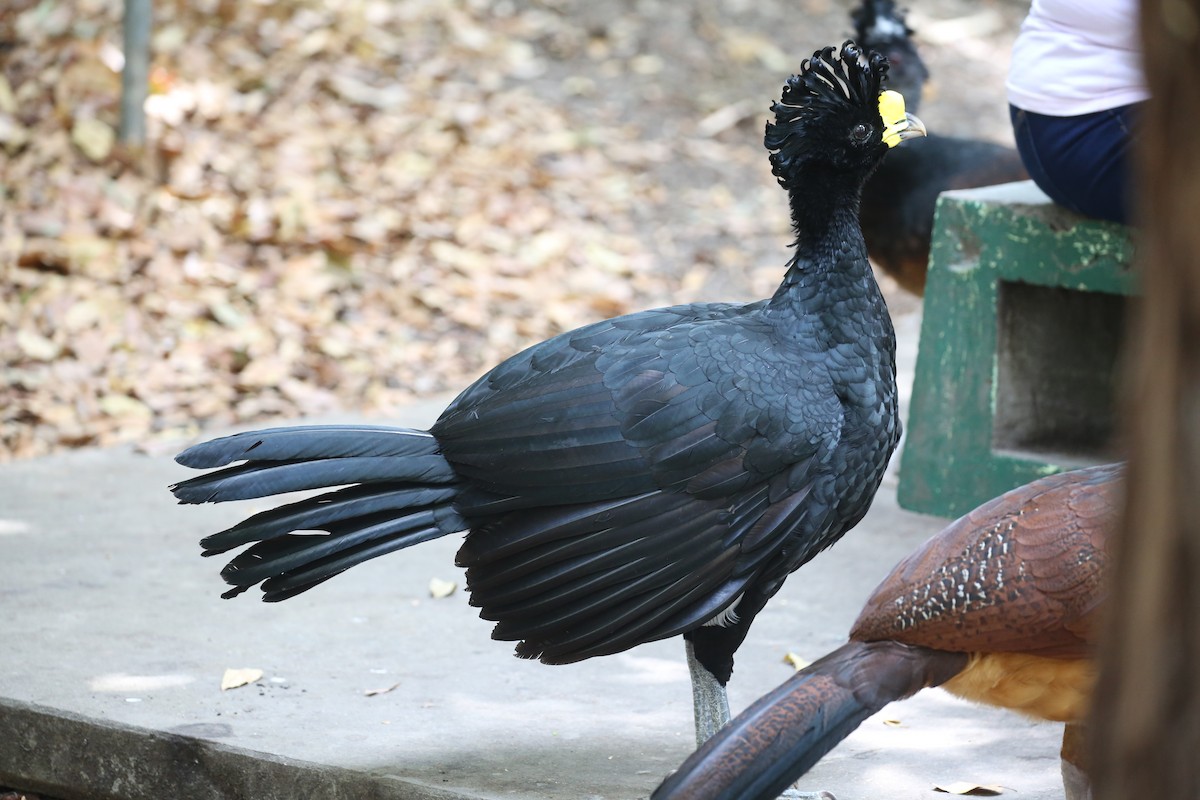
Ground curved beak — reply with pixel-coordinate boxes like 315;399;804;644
883;111;927;148
895;111;927;142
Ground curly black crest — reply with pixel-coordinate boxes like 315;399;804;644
765;41;889;187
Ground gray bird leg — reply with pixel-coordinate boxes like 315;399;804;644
683;640;835;800
685;638;731;746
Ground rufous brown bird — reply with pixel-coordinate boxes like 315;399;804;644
653;463;1119;800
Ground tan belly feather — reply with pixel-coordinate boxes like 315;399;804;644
940;652;1095;723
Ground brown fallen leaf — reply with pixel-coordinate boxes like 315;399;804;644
98;394;153;420
71;118;115;162
16;330;60;362
0;74;16;114
220;667;263;691
882;717;904;727
933;782;1006;795
365;682;401;697
0;113;29;152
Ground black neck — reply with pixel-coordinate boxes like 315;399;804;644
768;171;876;314
788;168;864;247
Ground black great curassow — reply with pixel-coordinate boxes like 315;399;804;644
853;0;1028;295
653;463;1119;800
171;42;926;762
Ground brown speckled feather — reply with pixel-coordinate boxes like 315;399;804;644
851;464;1121;657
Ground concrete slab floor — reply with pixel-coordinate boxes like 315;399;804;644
0;313;1072;800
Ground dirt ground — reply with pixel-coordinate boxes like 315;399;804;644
1;0;1029;460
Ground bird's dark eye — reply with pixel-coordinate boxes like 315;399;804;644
850;123;871;143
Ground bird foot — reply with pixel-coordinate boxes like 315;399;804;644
780;790;835;800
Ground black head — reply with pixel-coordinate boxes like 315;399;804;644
850;0;929;108
851;0;915;47
765;41;922;191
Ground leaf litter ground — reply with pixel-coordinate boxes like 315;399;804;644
0;0;1022;461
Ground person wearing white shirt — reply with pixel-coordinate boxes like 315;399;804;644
1007;0;1148;223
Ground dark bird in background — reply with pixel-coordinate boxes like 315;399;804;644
854;0;1028;295
170;42;925;763
653;463;1118;800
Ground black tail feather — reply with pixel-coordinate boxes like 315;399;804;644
200;484;457;555
651;640;967;800
254;520;450;601
172;425;465;601
218;508;443;586
172;455;454;503
175;425;440;468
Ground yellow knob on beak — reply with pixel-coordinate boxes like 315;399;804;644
878;89;927;148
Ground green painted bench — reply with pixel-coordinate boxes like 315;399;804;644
897;181;1136;519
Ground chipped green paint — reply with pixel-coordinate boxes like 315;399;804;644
897;181;1136;519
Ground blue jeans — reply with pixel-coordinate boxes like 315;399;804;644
1009;103;1141;225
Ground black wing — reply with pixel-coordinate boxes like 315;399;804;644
432;302;847;663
